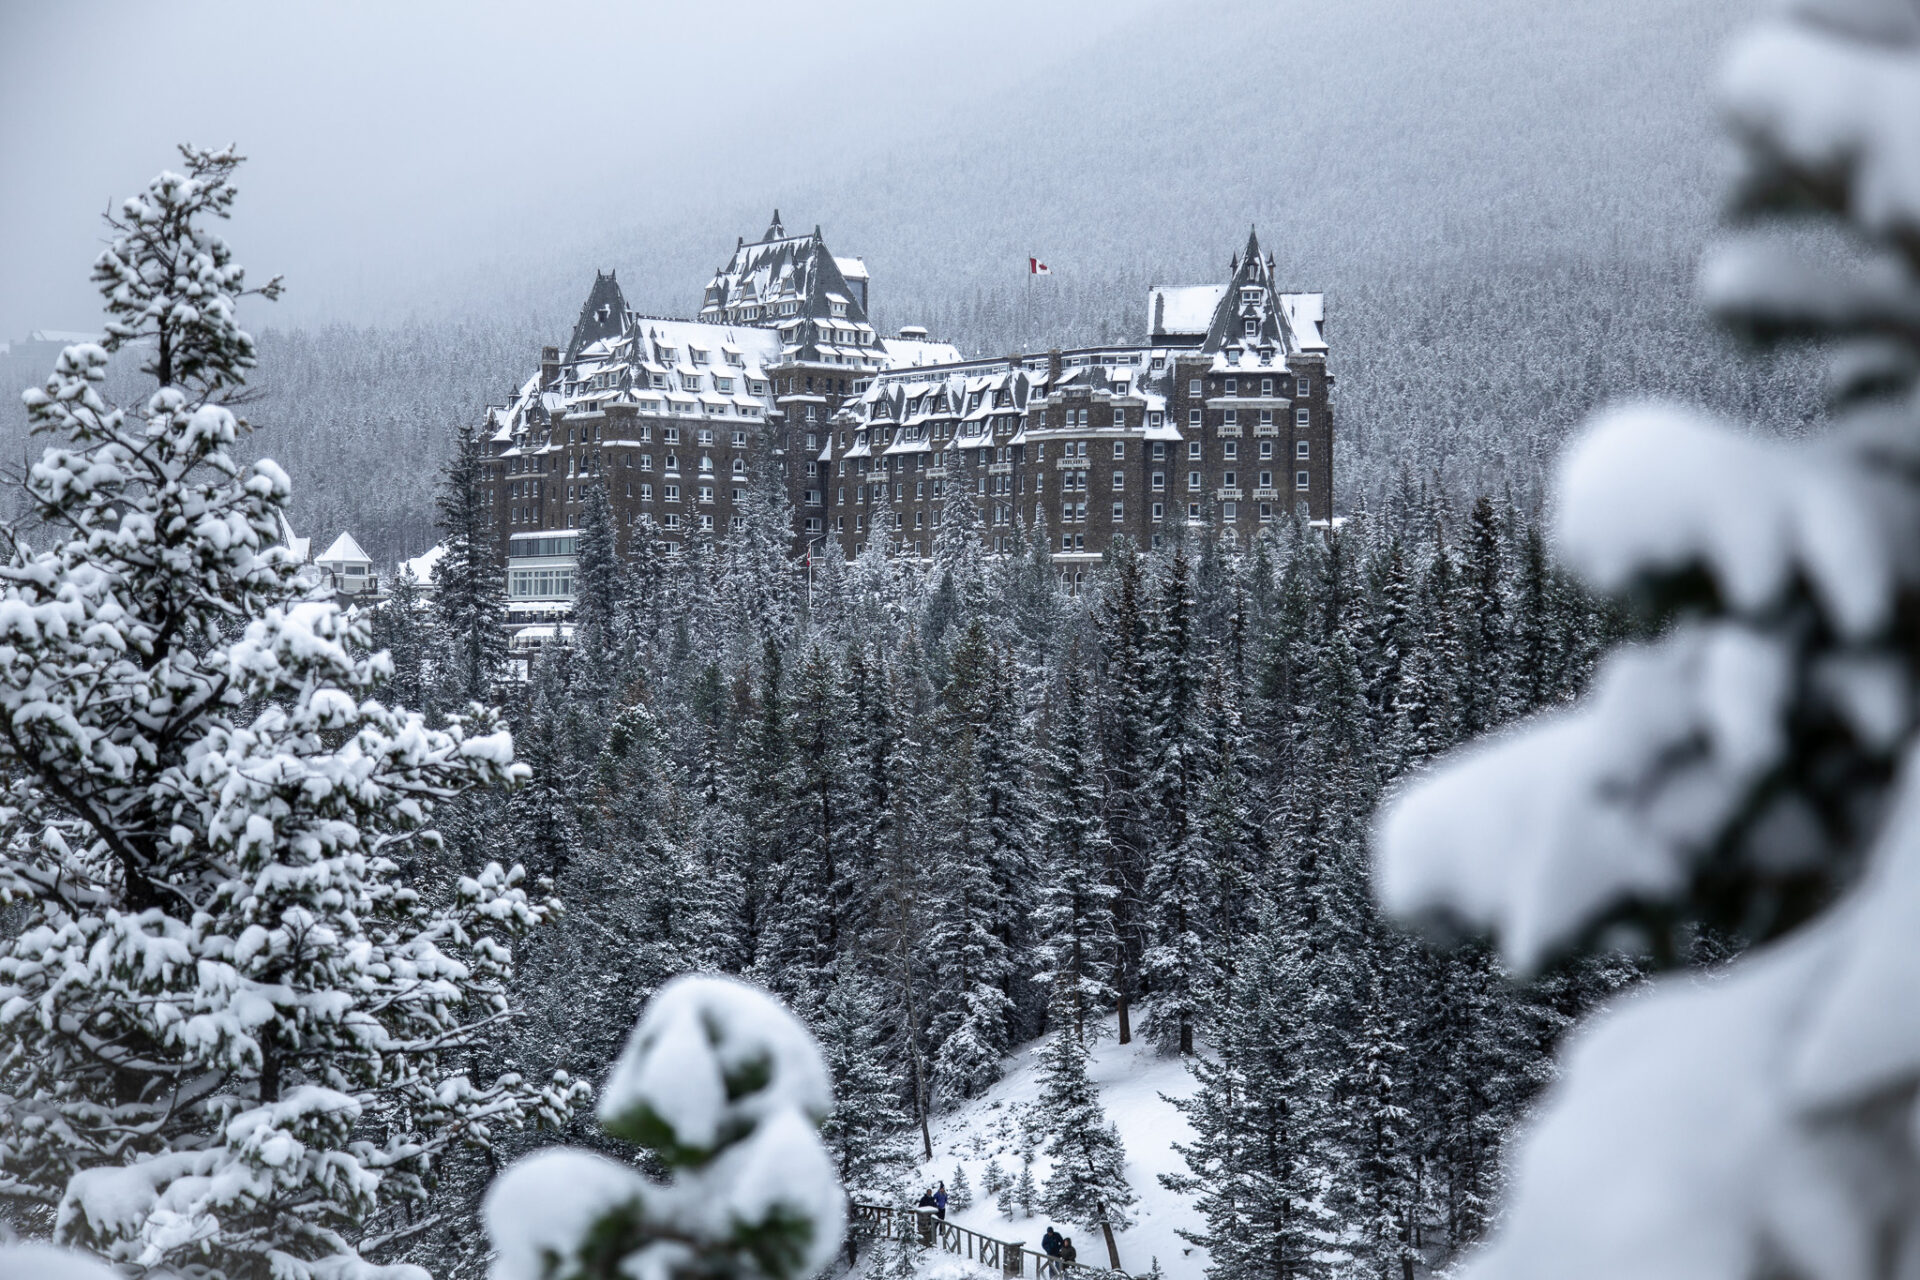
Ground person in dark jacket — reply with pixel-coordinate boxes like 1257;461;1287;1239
1040;1226;1064;1276
1061;1238;1078;1266
934;1182;949;1219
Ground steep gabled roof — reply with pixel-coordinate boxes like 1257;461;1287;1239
567;270;628;360
317;531;371;566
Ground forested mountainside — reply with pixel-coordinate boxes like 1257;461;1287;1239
4;0;1822;568
363;475;1654;1277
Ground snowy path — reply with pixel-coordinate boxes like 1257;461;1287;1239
908;1014;1212;1280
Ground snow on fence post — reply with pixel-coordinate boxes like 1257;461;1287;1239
484;975;844;1280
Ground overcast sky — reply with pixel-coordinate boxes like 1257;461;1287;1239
0;0;1163;339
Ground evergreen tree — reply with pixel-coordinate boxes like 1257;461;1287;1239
1033;654;1120;1043
0;146;576;1278
817;973;914;1199
571;477;628;701
1035;1021;1136;1270
432;418;506;705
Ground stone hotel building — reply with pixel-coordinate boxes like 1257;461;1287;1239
473;215;1329;613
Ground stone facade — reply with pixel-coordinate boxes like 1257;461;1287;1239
473;219;1330;616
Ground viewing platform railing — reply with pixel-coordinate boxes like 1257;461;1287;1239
847;1202;1127;1280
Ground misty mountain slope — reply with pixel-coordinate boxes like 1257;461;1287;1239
5;0;1807;560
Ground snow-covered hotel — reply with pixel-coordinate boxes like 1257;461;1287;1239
474;215;1330;607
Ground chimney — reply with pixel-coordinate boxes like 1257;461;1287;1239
540;346;560;389
1047;348;1063;382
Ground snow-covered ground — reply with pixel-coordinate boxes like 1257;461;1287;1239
902;1013;1211;1280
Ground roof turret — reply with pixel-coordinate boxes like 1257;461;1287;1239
566;270;629;360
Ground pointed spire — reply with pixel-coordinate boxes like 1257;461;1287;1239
1244;224;1262;265
766;209;785;240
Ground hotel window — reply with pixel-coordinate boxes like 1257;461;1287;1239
733;516;747;533
1261;378;1273;395
1296;470;1310;490
665;484;680;501
1260;409;1273;426
698;486;714;504
665;513;681;529
1260;471;1273;489
1297;440;1311;459
664;427;680;443
1188;441;1202;459
1297;408;1310;426
1224;408;1237;426
1152;502;1165;521
1188;502;1201;519
1152;441;1166;459
1224;471;1236;489
1244;318;1257;335
1224;441;1237;459
698;429;714;445
1188;408;1202;428
665;454;678;472
1222;502;1237;521
1188;472;1201;491
698;515;713;531
1152;472;1165;490
1297;376;1311;395
1113;441;1125;459
1260;502;1274;522
1112;470;1125;491
640;483;652;499
1111;502;1124;521
1225;378;1237;393
1188;378;1202;394
733;487;747;502
1261;440;1274;457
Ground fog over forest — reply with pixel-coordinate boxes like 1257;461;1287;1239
0;0;1823;565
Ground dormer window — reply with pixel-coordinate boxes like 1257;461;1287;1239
1241;287;1261;303
1244;318;1258;336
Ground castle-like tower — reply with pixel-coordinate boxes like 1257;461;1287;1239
471;220;1329;617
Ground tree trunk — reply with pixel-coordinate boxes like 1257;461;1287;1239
1117;992;1131;1045
1099;1218;1121;1271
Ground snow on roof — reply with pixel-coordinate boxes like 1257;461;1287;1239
277;512;311;563
1280;292;1328;352
882;336;964;368
1149;284;1228;338
316;532;371;566
834;255;869;281
401;542;446;583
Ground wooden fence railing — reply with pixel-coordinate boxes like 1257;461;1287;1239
847;1202;1126;1280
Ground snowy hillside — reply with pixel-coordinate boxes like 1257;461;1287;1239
903;1013;1210;1280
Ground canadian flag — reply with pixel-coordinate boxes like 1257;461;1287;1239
1029;257;1051;275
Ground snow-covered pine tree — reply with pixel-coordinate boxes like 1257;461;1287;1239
817;973;914;1201
949;1164;973;1211
485;976;845;1280
370;565;431;717
929;621;1018;1100
1035;1023;1136;1270
0;145;575;1280
1142;549;1211;1053
1376;4;1920;1273
1093;540;1153;1044
983;1159;1008;1199
753;644;849;1008
1455;495;1508;737
432;418;506;705
1034;651;1121;1044
571;477;628;703
729;436;799;649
